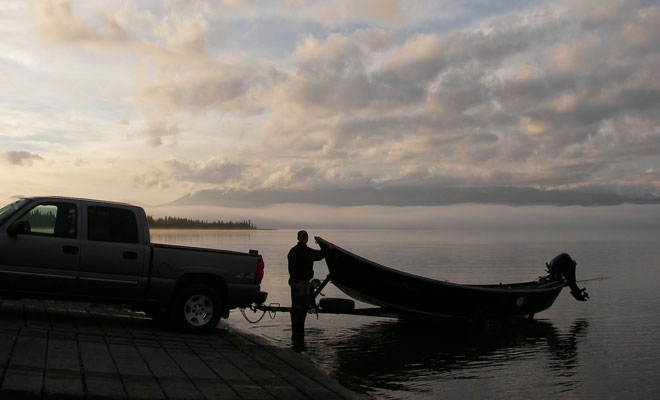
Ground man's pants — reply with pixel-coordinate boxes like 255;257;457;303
290;282;312;334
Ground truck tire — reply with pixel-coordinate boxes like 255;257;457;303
171;284;222;333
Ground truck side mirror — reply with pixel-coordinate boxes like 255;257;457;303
7;220;30;237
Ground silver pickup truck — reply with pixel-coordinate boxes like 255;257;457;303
0;196;267;332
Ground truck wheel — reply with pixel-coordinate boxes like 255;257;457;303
172;284;222;333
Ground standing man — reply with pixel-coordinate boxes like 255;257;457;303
287;230;331;335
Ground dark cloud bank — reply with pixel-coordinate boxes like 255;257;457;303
170;185;660;208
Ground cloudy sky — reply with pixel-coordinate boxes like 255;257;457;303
1;0;660;225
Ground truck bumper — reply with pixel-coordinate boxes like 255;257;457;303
256;291;268;304
225;283;263;308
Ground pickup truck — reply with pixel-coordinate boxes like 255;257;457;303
0;196;266;332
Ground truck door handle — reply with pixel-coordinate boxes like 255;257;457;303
62;246;79;255
123;251;138;260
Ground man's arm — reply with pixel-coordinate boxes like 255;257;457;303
310;248;325;261
311;243;334;261
287;247;299;283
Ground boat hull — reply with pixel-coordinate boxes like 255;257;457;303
316;237;564;320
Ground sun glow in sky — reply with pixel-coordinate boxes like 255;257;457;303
1;1;659;224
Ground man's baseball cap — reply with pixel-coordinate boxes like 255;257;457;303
297;230;308;239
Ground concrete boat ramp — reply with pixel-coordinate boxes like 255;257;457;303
0;299;361;399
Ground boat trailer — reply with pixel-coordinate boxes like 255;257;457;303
240;271;607;325
241;274;406;323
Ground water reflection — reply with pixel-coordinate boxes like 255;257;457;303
296;319;589;398
546;319;589;386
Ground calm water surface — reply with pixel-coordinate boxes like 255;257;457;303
151;228;660;399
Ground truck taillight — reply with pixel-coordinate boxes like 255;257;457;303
257;259;265;284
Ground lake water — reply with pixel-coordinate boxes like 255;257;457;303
151;227;660;399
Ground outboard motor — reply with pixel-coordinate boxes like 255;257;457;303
546;253;589;301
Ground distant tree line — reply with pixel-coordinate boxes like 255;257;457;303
147;215;257;230
25;208;56;229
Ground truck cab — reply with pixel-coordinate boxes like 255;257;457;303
0;197;150;300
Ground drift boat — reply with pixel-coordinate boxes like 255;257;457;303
315;237;566;323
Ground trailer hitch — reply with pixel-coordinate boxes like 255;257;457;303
243;274;334;322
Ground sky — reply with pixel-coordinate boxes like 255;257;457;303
1;0;660;227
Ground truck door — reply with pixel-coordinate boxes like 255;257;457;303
78;204;148;300
0;200;80;294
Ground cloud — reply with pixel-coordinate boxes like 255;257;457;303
293;33;365;73
119;1;659;189
6;1;660;204
153;11;208;55
132;166;169;190
261;164;321;189
142;120;179;147
35;0;129;45
2;151;43;166
622;6;660;52
575;0;638;24
133;157;247;188
264;2;660;193
165;158;246;184
360;0;404;25
352;28;396;51
137;66;266;116
313;0;408;28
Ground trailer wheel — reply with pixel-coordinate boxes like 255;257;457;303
476;311;506;333
319;298;355;313
171;284;222;333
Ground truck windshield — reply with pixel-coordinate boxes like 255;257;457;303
0;198;31;226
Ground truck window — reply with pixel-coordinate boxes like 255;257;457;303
88;206;139;243
0;198;31;226
14;202;77;238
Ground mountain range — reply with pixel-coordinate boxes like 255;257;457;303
168;186;660;208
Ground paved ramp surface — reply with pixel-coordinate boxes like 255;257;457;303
0;299;361;400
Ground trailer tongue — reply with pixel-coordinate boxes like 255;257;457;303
250;274;399;319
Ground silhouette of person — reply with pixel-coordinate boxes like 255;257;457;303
287;230;332;335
